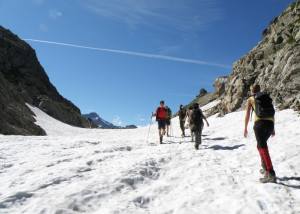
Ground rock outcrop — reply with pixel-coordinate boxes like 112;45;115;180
221;2;300;113
191;2;299;116
0;25;97;135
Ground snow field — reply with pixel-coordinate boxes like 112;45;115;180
0;105;299;214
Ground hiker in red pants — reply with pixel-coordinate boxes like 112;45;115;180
244;84;276;183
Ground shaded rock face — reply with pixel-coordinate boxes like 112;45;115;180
0;25;97;135
221;3;300;114
0;73;46;135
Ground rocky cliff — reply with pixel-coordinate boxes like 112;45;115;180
0;25;97;135
193;2;299;116
221;2;300;114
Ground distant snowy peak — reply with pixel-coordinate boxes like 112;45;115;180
82;112;119;129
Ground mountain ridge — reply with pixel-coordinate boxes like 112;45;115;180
0;25;97;135
82;112;119;129
188;2;299;116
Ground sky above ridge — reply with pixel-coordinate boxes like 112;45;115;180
0;0;295;126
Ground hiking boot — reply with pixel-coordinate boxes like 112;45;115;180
160;136;163;144
260;168;266;174
195;144;199;150
259;173;276;183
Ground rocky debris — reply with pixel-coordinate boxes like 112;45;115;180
0;25;97;135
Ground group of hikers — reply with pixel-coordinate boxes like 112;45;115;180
151;100;209;150
151;83;277;183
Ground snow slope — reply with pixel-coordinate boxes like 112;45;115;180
0;104;299;214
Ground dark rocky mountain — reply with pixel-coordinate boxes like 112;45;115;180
124;125;138;129
188;2;300;116
82;112;119;129
0;25;97;135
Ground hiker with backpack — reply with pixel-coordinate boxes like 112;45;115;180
189;103;209;150
152;100;166;144
244;84;276;183
177;104;186;136
184;106;195;142
165;106;172;136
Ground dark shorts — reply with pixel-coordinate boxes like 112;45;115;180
157;120;166;129
165;119;170;125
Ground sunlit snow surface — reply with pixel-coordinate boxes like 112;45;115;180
0;104;299;214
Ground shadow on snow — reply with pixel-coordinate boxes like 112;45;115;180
277;176;300;189
205;144;245;151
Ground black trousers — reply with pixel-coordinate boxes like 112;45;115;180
253;120;275;174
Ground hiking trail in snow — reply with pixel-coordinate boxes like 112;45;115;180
0;104;299;214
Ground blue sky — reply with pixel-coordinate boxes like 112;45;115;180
0;0;294;126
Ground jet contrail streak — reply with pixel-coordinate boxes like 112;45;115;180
24;38;232;69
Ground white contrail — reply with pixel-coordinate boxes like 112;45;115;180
24;38;232;69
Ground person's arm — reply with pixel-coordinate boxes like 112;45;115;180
183;111;188;121
152;108;158;117
244;98;252;138
271;116;275;137
200;110;209;127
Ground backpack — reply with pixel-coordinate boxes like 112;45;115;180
253;92;275;118
156;107;165;121
179;108;186;119
190;109;203;132
165;107;172;120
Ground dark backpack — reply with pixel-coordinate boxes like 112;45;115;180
179;108;186;119
165;107;172;119
253;92;275;118
190;109;203;132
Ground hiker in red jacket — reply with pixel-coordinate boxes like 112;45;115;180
152;100;166;144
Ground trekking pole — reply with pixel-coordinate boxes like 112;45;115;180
146;114;153;143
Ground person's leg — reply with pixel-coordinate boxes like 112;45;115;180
254;121;274;173
158;128;163;143
158;121;163;143
190;129;194;142
194;131;201;149
254;120;276;182
180;120;185;136
162;120;166;136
